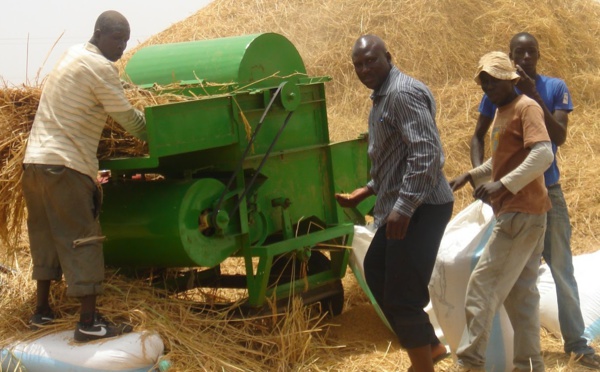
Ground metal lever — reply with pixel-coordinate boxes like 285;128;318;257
212;82;288;227
228;110;294;218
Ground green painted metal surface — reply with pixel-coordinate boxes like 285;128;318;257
101;178;240;268
124;33;306;88
99;33;374;310
101;81;330;174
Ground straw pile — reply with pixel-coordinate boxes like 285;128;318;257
0;88;39;249
0;260;333;371
1;0;600;371
124;0;600;253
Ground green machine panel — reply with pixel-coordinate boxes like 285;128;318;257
124;33;307;88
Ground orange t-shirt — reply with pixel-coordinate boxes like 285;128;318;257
489;95;552;216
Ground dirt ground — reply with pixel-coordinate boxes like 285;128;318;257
1;240;598;371
324;269;598;372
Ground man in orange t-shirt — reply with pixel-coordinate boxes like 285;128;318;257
449;51;553;372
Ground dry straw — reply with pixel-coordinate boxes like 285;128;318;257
0;261;332;371
1;0;600;370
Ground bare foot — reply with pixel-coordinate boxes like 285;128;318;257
431;342;448;360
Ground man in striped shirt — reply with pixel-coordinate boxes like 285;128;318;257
22;10;147;342
337;35;454;372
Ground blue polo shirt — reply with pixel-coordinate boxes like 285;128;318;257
478;74;573;187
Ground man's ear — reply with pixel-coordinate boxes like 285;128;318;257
386;51;392;64
90;29;101;43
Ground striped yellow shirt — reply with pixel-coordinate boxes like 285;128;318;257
24;42;146;181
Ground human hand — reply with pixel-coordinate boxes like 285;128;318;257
386;210;410;240
335;192;359;208
449;172;473;192
97;170;110;184
515;65;537;97
473;181;505;205
334;186;372;208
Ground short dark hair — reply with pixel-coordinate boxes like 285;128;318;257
94;10;129;34
509;32;538;52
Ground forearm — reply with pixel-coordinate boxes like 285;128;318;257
366;180;377;195
527;92;567;145
470;114;493;167
470;135;485;167
355;185;375;201
468;158;492;188
108;109;148;141
500;141;553;194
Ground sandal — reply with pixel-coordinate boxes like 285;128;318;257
574;353;600;370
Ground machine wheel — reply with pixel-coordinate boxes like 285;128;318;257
319;280;345;316
269;250;345;316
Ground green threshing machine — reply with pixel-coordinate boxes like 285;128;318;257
99;33;372;315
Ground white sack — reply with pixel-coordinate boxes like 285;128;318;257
429;200;514;372
539;250;600;342
1;330;164;372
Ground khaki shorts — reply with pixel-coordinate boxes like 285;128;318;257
22;164;105;297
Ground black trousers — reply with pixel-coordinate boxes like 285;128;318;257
364;202;453;349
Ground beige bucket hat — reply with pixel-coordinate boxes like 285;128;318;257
474;51;520;85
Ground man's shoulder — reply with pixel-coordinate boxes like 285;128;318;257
537;74;568;89
394;69;428;88
44;43;121;96
66;43;96;60
536;74;573;110
390;70;432;97
515;94;543;110
517;94;538;104
67;43;114;70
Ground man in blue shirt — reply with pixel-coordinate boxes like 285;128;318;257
470;32;600;370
